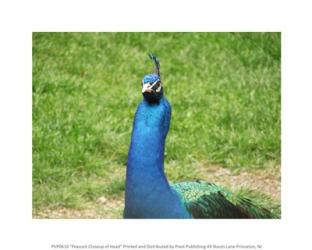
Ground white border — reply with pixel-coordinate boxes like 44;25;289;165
1;0;312;249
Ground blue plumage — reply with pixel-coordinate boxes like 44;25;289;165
124;97;191;218
142;73;160;84
124;54;274;219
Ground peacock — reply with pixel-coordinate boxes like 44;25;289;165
124;54;274;219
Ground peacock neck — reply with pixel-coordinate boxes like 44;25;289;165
124;98;191;218
126;98;170;194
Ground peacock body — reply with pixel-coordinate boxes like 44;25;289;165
124;54;274;219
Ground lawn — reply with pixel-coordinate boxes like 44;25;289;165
33;32;281;218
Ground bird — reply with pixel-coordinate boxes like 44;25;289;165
124;53;275;219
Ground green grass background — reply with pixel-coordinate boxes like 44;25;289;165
33;32;281;217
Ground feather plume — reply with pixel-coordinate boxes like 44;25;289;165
148;53;161;79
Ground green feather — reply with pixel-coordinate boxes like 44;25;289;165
171;181;275;218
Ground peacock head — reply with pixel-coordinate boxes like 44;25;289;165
142;73;163;103
141;53;163;103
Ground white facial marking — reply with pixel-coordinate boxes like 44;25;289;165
155;83;162;92
142;83;152;93
142;80;161;93
149;79;159;89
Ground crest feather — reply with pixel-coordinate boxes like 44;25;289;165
148;53;161;79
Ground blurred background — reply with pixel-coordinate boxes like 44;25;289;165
33;32;280;218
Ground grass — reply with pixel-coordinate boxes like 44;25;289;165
32;32;281;218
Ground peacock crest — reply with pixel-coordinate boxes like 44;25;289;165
148;53;161;79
